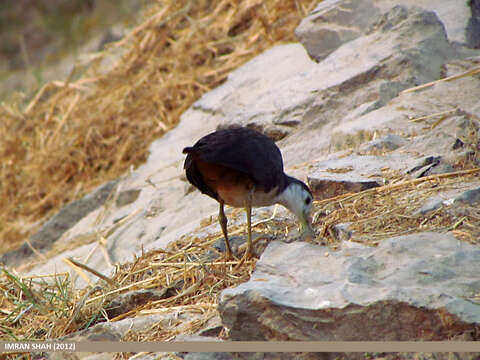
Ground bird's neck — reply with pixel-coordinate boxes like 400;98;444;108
275;175;301;213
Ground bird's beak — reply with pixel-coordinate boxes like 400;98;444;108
299;212;315;241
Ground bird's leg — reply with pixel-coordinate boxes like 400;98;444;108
242;189;256;260
244;203;253;259
219;200;233;259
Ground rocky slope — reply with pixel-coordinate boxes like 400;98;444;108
2;0;480;359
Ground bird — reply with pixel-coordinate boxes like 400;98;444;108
182;126;314;260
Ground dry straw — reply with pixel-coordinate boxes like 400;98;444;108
0;0;317;253
2;0;480;347
2;165;479;342
313;168;480;247
0;0;317;343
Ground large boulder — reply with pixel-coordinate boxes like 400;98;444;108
220;233;480;342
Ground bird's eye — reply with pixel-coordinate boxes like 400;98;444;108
305;197;311;205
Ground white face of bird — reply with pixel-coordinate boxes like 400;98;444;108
277;182;314;239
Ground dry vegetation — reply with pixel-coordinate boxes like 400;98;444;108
1;165;480;346
0;0;318;347
313;168;480;247
0;0;318;253
2;0;480;351
0;229;257;342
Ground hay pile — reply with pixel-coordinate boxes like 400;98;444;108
0;0;317;253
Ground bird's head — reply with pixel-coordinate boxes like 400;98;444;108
277;177;314;239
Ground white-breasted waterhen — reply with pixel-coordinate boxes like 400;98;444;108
182;126;314;260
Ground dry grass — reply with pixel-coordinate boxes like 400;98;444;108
0;220;258;342
2;0;480;348
0;0;318;344
313;168;480;248
0;0;318;253
1;167;479;344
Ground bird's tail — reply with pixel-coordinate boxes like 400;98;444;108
182;146;195;154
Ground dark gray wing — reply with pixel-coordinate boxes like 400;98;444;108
186;127;285;193
183;148;219;201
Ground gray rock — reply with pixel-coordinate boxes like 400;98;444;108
16;0;480;298
454;187;480;206
105;288;169;319
333;223;353;242
360;134;408;152
196;315;223;338
283;4;457;166
191;42;324;135
115;189;142;207
466;0;480;48
20;41;325;282
447;187;480;218
4;0;480;356
406;156;454;178
219;233;480;341
296;0;472;61
308;177;380;201
306;154;411;200
415;195;454;216
0;179;118;267
414;183;480;215
295;0;380;62
58;313;171;342
60;322;122;342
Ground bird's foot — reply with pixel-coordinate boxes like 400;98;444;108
234;248;257;268
223;250;237;261
245;247;257;260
